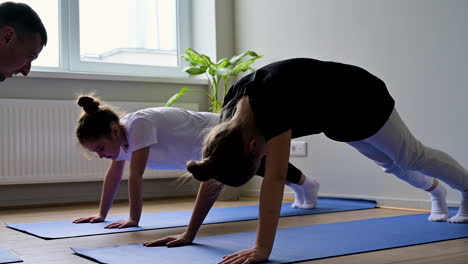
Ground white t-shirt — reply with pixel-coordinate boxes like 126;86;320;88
115;107;219;170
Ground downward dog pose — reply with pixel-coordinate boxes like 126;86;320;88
145;58;468;263
73;95;318;229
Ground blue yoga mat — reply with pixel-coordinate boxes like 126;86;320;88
72;208;468;264
0;248;21;264
6;197;375;239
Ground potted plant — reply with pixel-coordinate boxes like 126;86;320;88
166;48;262;113
166;48;263;200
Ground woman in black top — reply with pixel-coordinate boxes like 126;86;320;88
145;58;468;263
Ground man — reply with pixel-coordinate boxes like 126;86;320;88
0;2;47;82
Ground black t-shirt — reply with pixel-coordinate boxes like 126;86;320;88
220;58;395;142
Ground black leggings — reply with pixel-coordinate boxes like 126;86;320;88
255;156;302;184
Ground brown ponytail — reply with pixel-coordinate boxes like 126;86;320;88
186;159;217;182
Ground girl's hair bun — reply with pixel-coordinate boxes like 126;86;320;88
77;96;100;114
186;159;216;182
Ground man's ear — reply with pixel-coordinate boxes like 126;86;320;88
0;26;16;45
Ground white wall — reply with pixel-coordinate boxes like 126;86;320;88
235;0;468;208
0;76;210;206
192;0;234;66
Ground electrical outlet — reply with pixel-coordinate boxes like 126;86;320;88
290;141;307;156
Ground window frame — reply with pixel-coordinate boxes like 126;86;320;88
32;0;192;78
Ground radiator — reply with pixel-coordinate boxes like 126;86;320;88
0;99;199;185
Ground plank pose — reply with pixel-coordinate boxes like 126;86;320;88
73;95;318;228
146;58;468;263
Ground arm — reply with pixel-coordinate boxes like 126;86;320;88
221;130;292;264
144;179;224;247
73;160;126;223
105;146;150;228
184;179;224;240
256;130;291;254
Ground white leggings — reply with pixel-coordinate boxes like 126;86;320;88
347;108;468;192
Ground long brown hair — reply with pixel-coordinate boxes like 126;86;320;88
186;120;257;187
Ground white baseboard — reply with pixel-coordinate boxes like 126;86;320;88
0;178;199;208
241;190;460;209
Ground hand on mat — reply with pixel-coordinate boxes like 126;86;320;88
143;233;193;247
73;215;105;224
219;247;269;264
105;218;138;229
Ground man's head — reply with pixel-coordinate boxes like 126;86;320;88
0;2;47;82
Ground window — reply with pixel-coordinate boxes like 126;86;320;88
79;1;177;67
2;0;191;77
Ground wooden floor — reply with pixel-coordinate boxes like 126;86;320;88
1;197;467;264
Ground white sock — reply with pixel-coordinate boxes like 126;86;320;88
427;184;449;222
299;177;320;209
288;183;304;208
448;190;468;223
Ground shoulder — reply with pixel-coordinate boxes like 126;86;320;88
123;109;159;129
125;107;175;123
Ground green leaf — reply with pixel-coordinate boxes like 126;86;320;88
207;67;214;76
233;57;262;74
229;51;261;65
229;51;248;65
185;48;212;66
183;66;207;75
246;51;260;57
200;54;214;65
166;87;214;107
165;87;188;106
207;58;230;76
214;67;234;77
181;55;198;66
214;58;230;69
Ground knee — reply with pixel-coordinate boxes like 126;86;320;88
396;140;428;171
376;157;400;174
400;152;427;172
381;162;401;175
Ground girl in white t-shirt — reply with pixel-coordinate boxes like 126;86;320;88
73;95;319;229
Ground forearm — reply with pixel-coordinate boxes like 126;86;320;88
127;147;149;223
98;182;119;218
256;178;285;254
98;161;125;218
255;130;291;255
128;173;143;223
185;180;224;239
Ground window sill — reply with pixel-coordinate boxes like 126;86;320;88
25;70;208;85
